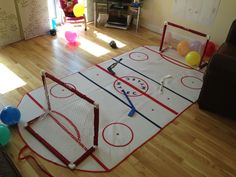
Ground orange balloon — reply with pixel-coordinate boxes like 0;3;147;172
177;41;190;56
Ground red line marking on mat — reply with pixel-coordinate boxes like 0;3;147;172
27;93;81;139
181;76;203;90
26;125;71;166
102;122;134;147
50;83;76;99
129;52;149;61
27;93;46;111
27;93;109;171
144;46;192;69
144;46;204;73
52;111;81;139
48;113;83;144
96;64;178;115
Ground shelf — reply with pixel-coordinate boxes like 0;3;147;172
107;15;127;26
105;23;128;30
109;4;128;10
94;0;141;32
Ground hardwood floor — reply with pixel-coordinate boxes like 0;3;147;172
0;24;235;177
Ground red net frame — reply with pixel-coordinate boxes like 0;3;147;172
24;71;99;169
159;21;210;69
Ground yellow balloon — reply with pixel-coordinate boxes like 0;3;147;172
185;51;201;66
73;4;85;17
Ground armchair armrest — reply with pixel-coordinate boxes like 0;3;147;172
226;19;236;44
0;146;22;177
207;53;236;74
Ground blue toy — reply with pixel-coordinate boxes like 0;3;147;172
131;2;141;8
122;90;136;117
0;106;21;126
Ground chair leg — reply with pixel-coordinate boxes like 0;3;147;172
63;17;67;24
84;14;87;31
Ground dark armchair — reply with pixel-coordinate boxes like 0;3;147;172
0;147;22;177
198;19;236;118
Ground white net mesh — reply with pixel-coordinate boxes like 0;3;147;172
161;23;208;67
27;74;97;167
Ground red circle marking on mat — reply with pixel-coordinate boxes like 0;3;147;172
129;52;149;61
50;83;76;98
102;122;134;147
113;76;149;97
159;52;192;69
51;111;81;139
181;76;203;90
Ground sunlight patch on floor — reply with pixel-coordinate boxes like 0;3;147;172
78;37;110;57
0;64;26;94
94;31;126;48
56;25;111;57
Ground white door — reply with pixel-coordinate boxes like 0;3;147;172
0;0;22;47
16;0;50;40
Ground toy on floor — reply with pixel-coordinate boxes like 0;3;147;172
49;18;57;36
65;31;78;44
0;124;11;146
159;75;172;94
131;2;141;8
22;71;99;170
159;21;210;68
107;58;122;75
122;89;136;117
18;46;204;172
50;29;56;36
177;41;190;57
190;40;202;53
0;106;21;126
109;40;118;49
185;51;201;66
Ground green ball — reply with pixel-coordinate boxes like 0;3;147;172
0;124;11;146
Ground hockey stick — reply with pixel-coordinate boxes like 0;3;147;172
122;89;136;117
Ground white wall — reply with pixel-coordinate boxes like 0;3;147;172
140;0;236;44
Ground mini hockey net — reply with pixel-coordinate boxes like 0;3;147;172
159;21;210;68
25;71;99;169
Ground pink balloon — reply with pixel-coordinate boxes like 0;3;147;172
164;31;172;44
190;41;202;53
65;31;77;43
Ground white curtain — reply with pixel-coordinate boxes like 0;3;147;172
86;0;94;22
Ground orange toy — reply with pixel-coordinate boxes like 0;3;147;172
177;41;190;57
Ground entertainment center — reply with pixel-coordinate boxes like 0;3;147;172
94;0;142;31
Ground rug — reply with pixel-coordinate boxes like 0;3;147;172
18;46;203;172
